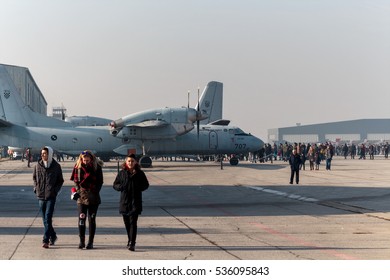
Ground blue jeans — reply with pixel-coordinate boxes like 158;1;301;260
39;199;57;243
326;158;332;170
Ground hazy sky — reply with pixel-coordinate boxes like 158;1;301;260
1;0;389;140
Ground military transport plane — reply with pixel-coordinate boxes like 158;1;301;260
0;64;263;166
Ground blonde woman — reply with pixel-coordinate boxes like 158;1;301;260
307;146;315;171
70;150;103;249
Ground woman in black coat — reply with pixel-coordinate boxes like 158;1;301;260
113;154;149;251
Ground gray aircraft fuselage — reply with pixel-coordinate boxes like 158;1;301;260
0;123;262;158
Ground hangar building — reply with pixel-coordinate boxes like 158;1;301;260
267;119;390;144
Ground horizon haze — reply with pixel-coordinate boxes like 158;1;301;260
1;0;389;141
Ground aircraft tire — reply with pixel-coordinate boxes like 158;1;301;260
140;156;153;168
229;157;239;166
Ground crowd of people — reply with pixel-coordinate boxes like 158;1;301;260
251;141;390;165
246;141;390;185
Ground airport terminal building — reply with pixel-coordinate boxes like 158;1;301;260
267;119;390;144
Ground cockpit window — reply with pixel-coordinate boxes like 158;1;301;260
231;128;251;136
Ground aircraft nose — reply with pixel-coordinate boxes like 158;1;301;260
251;135;264;150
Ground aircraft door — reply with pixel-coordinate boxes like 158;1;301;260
209;131;218;149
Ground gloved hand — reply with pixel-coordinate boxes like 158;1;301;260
71;187;80;200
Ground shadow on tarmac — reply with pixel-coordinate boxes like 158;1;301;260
1;184;390;220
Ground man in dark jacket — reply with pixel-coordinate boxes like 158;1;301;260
289;149;302;184
33;146;64;248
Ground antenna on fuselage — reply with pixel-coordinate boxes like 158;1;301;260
61;103;66;121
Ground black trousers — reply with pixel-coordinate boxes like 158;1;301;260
290;169;299;184
78;204;99;243
123;213;139;246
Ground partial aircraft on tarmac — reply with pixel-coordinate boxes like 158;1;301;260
0;64;263;166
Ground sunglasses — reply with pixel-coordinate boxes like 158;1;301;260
81;151;92;157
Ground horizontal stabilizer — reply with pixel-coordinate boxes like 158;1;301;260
209;119;230;126
0;119;12;127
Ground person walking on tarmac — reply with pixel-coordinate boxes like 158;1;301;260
26;148;32;167
33;146;64;248
325;144;333;170
384;142;389;159
342;143;349;159
70;150;103;249
289;149;301;184
113;154;149;251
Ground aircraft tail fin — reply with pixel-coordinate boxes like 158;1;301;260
196;81;223;125
0;64;71;127
0;64;32;126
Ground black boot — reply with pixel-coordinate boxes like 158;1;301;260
78;217;86;249
86;236;94;249
86;214;96;249
78;236;85;249
129;243;135;251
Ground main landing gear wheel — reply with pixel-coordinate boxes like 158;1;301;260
229;156;239;166
139;156;152;168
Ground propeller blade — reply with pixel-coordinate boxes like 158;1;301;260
197;120;200;139
197;87;200;112
197;87;200;139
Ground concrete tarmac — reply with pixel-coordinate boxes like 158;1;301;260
0;156;390;260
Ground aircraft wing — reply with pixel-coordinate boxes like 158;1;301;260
126;119;169;128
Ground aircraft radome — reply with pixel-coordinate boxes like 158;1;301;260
0;64;263;167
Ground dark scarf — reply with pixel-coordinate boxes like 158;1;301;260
124;162;141;175
71;163;96;189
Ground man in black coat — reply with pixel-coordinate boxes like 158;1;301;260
289;149;302;184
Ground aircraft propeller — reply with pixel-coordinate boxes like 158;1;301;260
187;87;207;139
